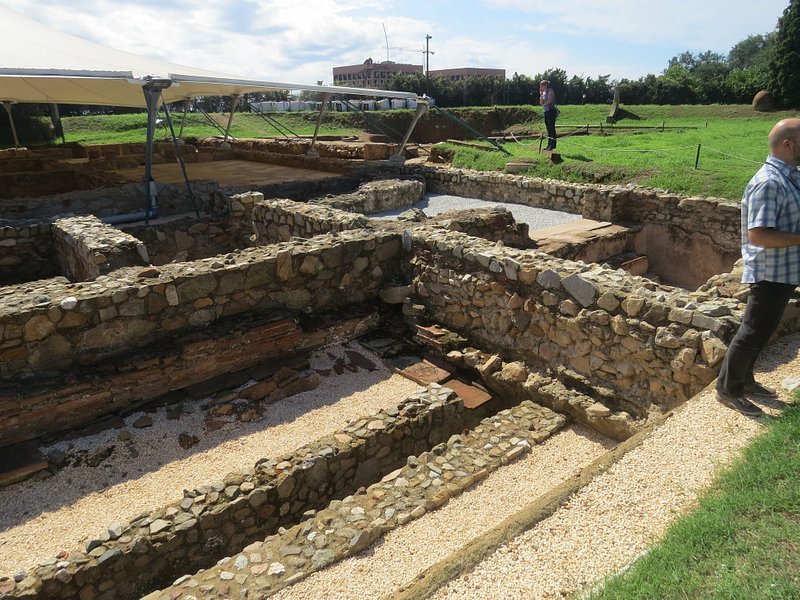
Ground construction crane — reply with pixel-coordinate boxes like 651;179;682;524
381;23;434;63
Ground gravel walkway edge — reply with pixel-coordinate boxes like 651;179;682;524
384;407;679;600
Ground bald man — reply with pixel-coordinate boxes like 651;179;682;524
716;118;800;415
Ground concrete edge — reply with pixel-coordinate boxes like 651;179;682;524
383;408;681;600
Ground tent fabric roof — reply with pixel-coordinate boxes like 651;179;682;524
0;4;417;107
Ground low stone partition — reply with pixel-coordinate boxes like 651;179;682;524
52;216;149;281
146;397;565;600
408;227;741;414
409;166;746;289
424;206;534;249
312;178;425;215
0;180;218;220
0;229;403;382
253;199;370;243
3;385;497;599
417;166;585;214
0;220;57;285
126;215;255;265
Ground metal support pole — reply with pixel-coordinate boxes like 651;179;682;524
161;93;200;218
223;94;240;145
389;100;429;165
2;102;20;148
695;144;701;169
307;92;331;157
49;104;66;144
142;78;172;227
178;98;190;140
425;34;432;96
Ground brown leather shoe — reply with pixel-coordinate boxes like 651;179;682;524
716;391;764;416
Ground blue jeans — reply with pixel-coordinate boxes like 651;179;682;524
716;280;796;395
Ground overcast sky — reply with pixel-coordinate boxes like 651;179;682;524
2;0;789;85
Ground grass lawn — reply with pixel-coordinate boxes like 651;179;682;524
588;388;800;599
446;104;800;202
58;111;359;145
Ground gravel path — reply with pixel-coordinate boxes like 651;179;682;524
432;332;800;600
270;424;615;600
372;193;582;231
0;343;419;577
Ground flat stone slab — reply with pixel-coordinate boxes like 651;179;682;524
442;378;493;409
398;360;452;386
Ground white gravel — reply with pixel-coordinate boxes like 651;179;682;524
0;343;419;577
431;332;800;600
372;193;582;231
271;424;615;600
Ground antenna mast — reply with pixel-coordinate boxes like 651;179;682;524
382;22;390;61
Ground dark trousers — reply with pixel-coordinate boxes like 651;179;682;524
544;110;557;149
716;280;796;395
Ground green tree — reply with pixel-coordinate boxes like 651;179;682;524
768;0;800;107
728;33;775;70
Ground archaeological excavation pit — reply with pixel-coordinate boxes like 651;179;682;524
1;138;799;599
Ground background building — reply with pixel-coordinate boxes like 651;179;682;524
332;58;422;89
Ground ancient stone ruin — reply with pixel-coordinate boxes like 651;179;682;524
0;137;797;599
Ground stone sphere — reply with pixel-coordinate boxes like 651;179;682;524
752;90;775;112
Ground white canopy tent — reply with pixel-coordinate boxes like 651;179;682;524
0;4;428;222
0;4;417;106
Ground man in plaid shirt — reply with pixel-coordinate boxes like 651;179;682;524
716;118;800;416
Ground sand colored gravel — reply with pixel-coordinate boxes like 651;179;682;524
270;424;615;600
0;343;419;577
432;332;800;599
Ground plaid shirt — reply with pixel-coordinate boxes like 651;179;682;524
741;156;800;284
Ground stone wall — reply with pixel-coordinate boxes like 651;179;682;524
408;227;741;414
418;167;585;214
0;180;218;220
0;312;376;449
253;199;370;243
52;216;149;281
126;215;254;265
411;166;742;289
312;178;425;214
6;386;483;600
0;220;57;285
0;229;403;382
423;206;534;249
148;399;564;600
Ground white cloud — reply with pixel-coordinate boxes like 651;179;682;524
482;0;784;49
1;0;788;87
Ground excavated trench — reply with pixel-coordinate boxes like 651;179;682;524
1;141;796;599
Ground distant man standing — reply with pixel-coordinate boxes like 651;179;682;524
539;79;558;150
716;118;800;415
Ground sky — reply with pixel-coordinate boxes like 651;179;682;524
1;0;790;86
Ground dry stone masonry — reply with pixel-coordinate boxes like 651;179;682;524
407;227;741;415
0;229;402;380
0;220;56;285
3;384;500;599
145;394;564;600
52;216;149;281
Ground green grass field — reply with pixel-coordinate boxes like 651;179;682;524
23;103;800;201
57;111;359;145
446;104;800;202
588;390;800;600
